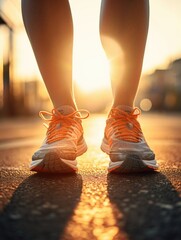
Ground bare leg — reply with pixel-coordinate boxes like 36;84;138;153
21;0;76;109
100;0;149;107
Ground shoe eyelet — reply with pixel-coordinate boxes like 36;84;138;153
127;122;133;129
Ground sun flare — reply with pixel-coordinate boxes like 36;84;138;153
70;0;110;93
73;47;110;93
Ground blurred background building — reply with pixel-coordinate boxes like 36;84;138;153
0;0;181;117
0;0;49;117
136;59;181;112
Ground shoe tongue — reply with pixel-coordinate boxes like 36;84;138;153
57;105;76;115
115;105;133;113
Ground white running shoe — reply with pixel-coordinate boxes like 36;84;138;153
31;105;89;173
101;105;158;173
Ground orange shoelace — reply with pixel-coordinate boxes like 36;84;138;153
106;108;142;143
39;109;89;144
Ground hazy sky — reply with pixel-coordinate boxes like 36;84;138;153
145;0;181;72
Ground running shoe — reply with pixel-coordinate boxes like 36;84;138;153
31;105;89;173
101;105;158;173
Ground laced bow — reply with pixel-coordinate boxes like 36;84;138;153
39;109;89;144
107;108;142;143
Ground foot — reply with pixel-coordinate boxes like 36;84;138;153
31;105;89;173
101;105;158;173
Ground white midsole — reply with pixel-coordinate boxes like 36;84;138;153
77;139;87;156
30;139;87;170
101;139;159;170
108;159;159;170
30;158;78;170
101;140;111;154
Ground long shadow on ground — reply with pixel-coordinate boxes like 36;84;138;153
0;173;82;240
107;172;181;240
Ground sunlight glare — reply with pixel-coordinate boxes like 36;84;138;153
70;0;110;93
73;51;110;93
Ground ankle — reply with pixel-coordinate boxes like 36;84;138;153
112;100;134;108
112;103;134;111
53;102;77;110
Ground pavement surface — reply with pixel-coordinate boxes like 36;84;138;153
0;113;181;240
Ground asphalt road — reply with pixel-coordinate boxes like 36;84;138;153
0;113;181;240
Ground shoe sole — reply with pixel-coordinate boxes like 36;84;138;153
30;151;77;173
109;154;158;173
30;139;87;173
101;140;158;173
